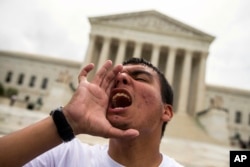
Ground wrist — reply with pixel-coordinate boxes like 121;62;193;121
61;106;80;135
50;107;75;142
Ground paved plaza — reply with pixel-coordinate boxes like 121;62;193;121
0;104;233;167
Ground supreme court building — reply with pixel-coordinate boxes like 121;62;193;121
83;10;214;115
1;10;250;146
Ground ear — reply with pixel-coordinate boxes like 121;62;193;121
162;104;173;122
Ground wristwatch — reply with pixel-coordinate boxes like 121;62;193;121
50;107;75;142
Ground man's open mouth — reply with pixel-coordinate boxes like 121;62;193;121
110;90;132;109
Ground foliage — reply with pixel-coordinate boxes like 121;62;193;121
5;87;18;97
0;83;4;96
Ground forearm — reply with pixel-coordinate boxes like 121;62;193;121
0;117;62;167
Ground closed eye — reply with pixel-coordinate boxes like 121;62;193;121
135;76;147;81
134;74;150;81
129;70;152;82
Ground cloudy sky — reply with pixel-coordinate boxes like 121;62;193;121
0;0;250;90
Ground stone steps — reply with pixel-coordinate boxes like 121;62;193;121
165;113;226;145
0;105;47;134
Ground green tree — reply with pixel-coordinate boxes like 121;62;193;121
5;87;18;97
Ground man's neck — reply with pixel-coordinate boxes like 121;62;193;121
108;135;162;167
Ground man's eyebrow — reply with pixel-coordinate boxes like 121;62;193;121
128;69;153;78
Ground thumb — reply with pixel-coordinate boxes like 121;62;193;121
78;63;95;83
104;127;140;139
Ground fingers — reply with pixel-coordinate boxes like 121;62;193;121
79;60;121;90
101;64;122;93
78;63;95;83
92;60;113;85
92;60;122;92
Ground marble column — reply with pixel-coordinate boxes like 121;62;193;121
165;47;176;85
115;39;127;65
83;34;95;67
150;44;160;67
133;41;142;58
177;50;192;115
194;52;208;113
97;37;111;70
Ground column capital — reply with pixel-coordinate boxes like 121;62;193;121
103;36;112;41
168;46;177;51
89;33;95;38
135;40;143;46
153;43;161;49
185;49;193;55
119;38;127;43
202;51;209;58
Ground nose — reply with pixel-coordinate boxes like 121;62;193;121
114;72;129;88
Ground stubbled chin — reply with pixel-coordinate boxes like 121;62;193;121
107;115;129;130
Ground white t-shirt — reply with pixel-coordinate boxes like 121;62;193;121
24;138;183;167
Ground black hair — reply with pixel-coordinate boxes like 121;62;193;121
123;57;174;137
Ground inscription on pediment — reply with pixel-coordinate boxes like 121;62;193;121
102;15;200;37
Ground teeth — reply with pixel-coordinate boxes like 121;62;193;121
112;93;130;101
112;93;131;108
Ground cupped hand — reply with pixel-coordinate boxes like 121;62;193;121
63;60;139;139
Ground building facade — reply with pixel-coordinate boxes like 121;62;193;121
83;10;214;116
0;51;80;107
204;85;250;143
0;10;249;146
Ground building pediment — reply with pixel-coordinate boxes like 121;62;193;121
89;10;214;42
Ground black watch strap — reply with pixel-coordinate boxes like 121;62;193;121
50;107;75;142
